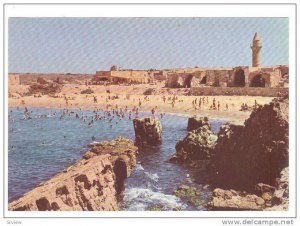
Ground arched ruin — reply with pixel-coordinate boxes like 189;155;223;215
184;74;194;88
233;68;246;87
250;74;266;87
200;75;207;84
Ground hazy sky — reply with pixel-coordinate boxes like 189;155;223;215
8;17;288;73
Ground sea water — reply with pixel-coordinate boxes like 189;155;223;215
8;107;224;210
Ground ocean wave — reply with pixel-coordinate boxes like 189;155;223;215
122;187;185;211
145;172;159;182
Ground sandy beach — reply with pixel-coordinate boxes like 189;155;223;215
8;83;274;124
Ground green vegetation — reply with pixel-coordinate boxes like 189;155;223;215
174;185;204;206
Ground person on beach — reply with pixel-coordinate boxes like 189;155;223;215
151;108;155;117
212;98;216;109
93;96;97;103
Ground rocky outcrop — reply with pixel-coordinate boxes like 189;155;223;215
9;137;138;211
187;116;210;131
210;98;289;190
27;82;62;95
172;124;217;162
133;117;162;146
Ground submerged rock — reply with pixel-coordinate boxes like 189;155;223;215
9;137;138;211
174;125;217;162
187;116;210;131
133;117;162;146
210;98;289;190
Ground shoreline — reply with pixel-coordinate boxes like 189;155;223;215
8;100;249;124
8;84;274;125
8;99;257;125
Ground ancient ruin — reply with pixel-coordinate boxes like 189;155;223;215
165;33;288;90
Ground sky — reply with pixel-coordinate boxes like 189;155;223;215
8;17;289;73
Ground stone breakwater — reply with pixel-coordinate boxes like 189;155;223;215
8;137;138;211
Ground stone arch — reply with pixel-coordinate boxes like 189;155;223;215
233;68;245;87
200;75;207;84
250;74;266;87
177;76;184;88
184;74;194;88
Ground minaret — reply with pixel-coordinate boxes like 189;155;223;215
251;32;262;67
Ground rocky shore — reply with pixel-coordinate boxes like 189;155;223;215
8;137;138;211
170;97;289;211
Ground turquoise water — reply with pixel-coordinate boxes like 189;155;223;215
8;107;224;210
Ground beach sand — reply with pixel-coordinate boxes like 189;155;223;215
8;83;274;124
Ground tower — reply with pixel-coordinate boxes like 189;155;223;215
251;32;262;67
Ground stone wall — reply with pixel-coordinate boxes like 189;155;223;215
8;74;20;85
165;65;288;89
9;73;94;85
190;87;288;97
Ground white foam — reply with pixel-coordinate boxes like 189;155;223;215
123;187;185;211
145;172;159;182
135;164;144;171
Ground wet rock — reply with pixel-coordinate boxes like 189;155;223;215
9;137;138;211
210;98;289;190
208;188;265;210
175;125;217;161
174;185;203;206
133;117;162;146
187;116;210;131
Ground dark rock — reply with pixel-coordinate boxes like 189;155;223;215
175;125;217;161
210;98;289;190
187;116;210;131
133;117;162;146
